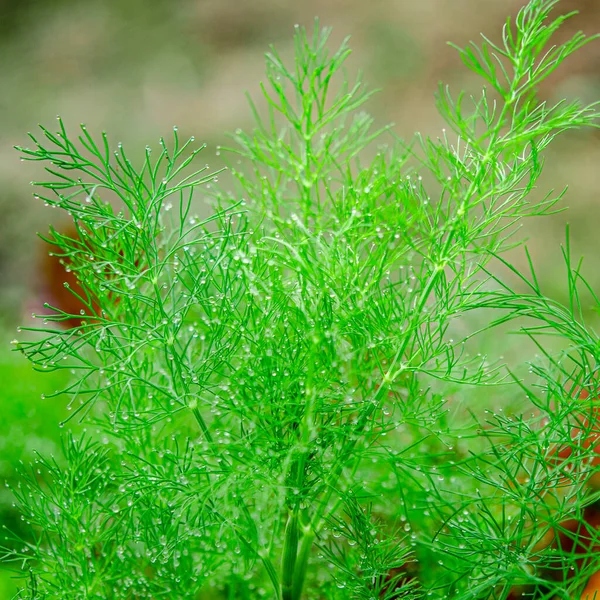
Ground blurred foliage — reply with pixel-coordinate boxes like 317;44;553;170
0;336;69;597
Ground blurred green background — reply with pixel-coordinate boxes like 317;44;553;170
1;0;600;596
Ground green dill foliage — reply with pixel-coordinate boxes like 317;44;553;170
5;0;600;598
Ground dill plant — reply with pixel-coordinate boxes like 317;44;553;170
4;0;600;598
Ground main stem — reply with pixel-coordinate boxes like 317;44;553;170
281;509;299;600
279;372;318;600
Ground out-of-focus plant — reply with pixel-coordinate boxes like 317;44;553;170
4;1;600;598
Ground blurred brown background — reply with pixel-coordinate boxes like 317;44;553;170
2;0;600;328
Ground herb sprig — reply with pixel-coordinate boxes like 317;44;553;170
5;1;600;598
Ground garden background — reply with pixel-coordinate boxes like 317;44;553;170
1;0;600;595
